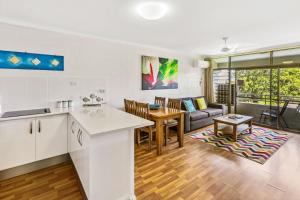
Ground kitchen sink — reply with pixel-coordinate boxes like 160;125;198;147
1;108;51;118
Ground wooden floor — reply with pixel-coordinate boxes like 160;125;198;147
0;126;299;200
135;126;300;200
0;162;83;200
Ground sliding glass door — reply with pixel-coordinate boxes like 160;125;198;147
234;66;300;131
277;67;300;131
272;49;300;131
210;47;300;132
235;68;279;129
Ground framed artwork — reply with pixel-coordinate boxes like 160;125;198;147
0;50;64;71
142;55;178;90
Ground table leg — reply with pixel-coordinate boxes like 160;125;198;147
177;113;184;147
248;120;253;134
214;121;218;135
155;119;164;156
233;125;237;142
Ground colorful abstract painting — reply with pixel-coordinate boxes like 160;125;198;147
142;56;178;90
0;50;64;71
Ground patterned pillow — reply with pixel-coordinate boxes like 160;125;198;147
183;100;196;112
196;97;207;110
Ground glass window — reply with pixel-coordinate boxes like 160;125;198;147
211;57;228;69
231;53;270;68
273;48;300;65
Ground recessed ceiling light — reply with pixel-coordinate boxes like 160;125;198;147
137;2;169;20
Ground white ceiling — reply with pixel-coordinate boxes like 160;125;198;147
0;0;300;55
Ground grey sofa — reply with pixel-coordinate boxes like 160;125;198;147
178;96;227;133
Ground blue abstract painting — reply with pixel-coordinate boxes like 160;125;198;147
0;50;64;71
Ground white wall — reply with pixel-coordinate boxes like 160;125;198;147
0;23;203;112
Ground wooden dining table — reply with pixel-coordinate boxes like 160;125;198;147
149;107;185;155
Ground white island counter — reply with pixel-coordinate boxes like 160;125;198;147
0;105;153;200
68;105;153;200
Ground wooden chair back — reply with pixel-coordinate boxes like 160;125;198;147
155;96;166;107
135;102;150;120
124;99;136;114
167;98;181;110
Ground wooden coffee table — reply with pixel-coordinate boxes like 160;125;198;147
213;114;254;141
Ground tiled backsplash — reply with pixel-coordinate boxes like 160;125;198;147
0;76;106;113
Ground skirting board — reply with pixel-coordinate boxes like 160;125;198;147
0;154;70;181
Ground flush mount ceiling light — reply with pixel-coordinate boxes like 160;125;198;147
137;2;169;20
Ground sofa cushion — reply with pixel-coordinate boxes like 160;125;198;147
183;99;196;112
196;97;207;110
191;96;206;109
178;97;193;110
201;108;223;117
190;111;209;121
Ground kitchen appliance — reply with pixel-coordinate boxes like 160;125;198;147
62;101;68;108
1;108;51;118
56;101;63;108
68;100;74;107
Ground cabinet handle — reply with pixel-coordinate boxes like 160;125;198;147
30;122;33;134
71;121;75;134
77;129;81;145
38;120;41;133
77;130;82;146
79;131;83;146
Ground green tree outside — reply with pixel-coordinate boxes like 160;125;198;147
236;68;300;104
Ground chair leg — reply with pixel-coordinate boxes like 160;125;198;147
280;116;289;128
177;126;180;142
278;118;284;129
136;129;141;146
259;114;263;123
165;126;169;146
148;128;152;151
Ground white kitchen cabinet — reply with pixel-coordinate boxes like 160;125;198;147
0;114;68;170
69;119;90;198
68;116;78;153
0;105;152;200
76;127;90;197
0;118;36;171
36;114;68;161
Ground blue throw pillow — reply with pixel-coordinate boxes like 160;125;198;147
183;100;196;112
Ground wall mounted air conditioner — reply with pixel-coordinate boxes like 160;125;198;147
193;59;209;69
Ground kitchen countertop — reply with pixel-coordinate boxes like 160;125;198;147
69;105;153;135
0;105;153;135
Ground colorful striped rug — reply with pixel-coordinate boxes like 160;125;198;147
190;127;288;164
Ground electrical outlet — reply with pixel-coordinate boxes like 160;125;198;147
70;81;77;86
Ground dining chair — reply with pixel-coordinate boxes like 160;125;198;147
164;98;181;146
154;96;166;107
124;99;136;114
135;102;156;150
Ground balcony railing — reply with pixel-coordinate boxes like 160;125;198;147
235;94;300;132
236;94;300;108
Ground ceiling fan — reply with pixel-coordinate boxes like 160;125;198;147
220;37;260;54
221;37;236;53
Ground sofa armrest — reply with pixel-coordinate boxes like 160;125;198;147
184;111;191;133
208;103;227;115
